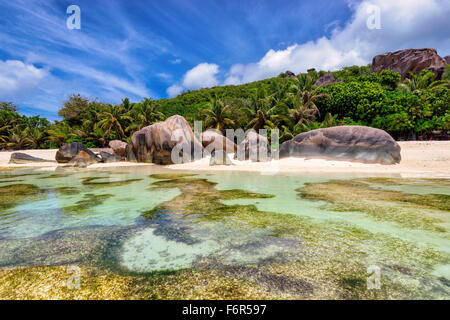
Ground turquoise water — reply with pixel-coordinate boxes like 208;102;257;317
0;167;449;298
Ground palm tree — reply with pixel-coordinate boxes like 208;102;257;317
397;70;448;93
204;96;235;132
46;122;73;146
96;104;132;141
286;85;329;128
126;98;164;132
6;128;34;150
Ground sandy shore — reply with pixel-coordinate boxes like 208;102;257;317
1;141;449;178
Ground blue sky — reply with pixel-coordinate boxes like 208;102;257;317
0;0;449;120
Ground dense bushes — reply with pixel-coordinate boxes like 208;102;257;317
1;65;449;150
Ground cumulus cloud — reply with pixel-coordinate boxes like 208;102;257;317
167;84;184;97
224;0;450;84
0;59;48;93
166;63;219;97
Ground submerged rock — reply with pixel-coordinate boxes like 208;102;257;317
209;150;233;166
9;152;55;164
202;129;237;154
234;131;271;162
55;142;101;164
279;126;401;164
129;115;203;165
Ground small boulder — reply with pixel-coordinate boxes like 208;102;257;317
100;151;121;163
108;140;127;158
201;129;237;154
209;150;233;166
9;152;55;164
56;142;101;163
314;73;342;87
66;150;101;168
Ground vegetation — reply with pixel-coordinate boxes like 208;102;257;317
1;65;449;150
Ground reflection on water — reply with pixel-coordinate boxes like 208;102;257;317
0;167;449;299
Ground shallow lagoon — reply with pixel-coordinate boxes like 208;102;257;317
0;167;449;299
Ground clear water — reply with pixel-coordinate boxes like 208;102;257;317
0;167;449;288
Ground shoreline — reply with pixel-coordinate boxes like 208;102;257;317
1;141;450;178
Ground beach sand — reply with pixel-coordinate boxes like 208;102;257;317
1;141;449;178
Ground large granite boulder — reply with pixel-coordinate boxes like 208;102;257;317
201;129;237;155
9;152;56;164
108;140;127;158
234;131;271;162
129;115;203;165
444;55;450;65
314;73;342;87
371;48;447;79
279;126;401;164
55;142;101;164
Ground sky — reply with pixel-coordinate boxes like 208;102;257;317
0;0;449;120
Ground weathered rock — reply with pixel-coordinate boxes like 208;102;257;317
129;115;203;165
285;70;296;78
444;55;450;65
66;150;101;168
125;143;137;162
9;153;55;164
108;140;127;158
201;129;237;155
209;150;233;166
314;73;343;87
55;142;101;163
279;126;401;164
234;131;271;162
100;151;121;163
371;48;447;79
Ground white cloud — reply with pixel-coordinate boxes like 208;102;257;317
224;0;450;84
167;84;184;97
182;63;219;89
170;58;182;64
0;59;48;93
166;63;219;97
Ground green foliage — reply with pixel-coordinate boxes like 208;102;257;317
1;64;449;150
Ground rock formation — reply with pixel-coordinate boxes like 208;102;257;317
279;126;401;164
201;129;237;155
55;142;101;164
67;150;101;168
314;73;343;87
108;140;127;159
444;56;450;65
371;48;447;79
128;115;203;165
99;151;121;163
234;131;271;162
9;152;55;164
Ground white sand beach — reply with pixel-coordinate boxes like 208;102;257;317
1;141;450;178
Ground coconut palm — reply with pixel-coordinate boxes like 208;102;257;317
6;128;34;150
397;70;447;93
96;104;132;140
46;122;73;146
204;96;235;132
126;98;164;132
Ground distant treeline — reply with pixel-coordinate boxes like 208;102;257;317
1;64;449;150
